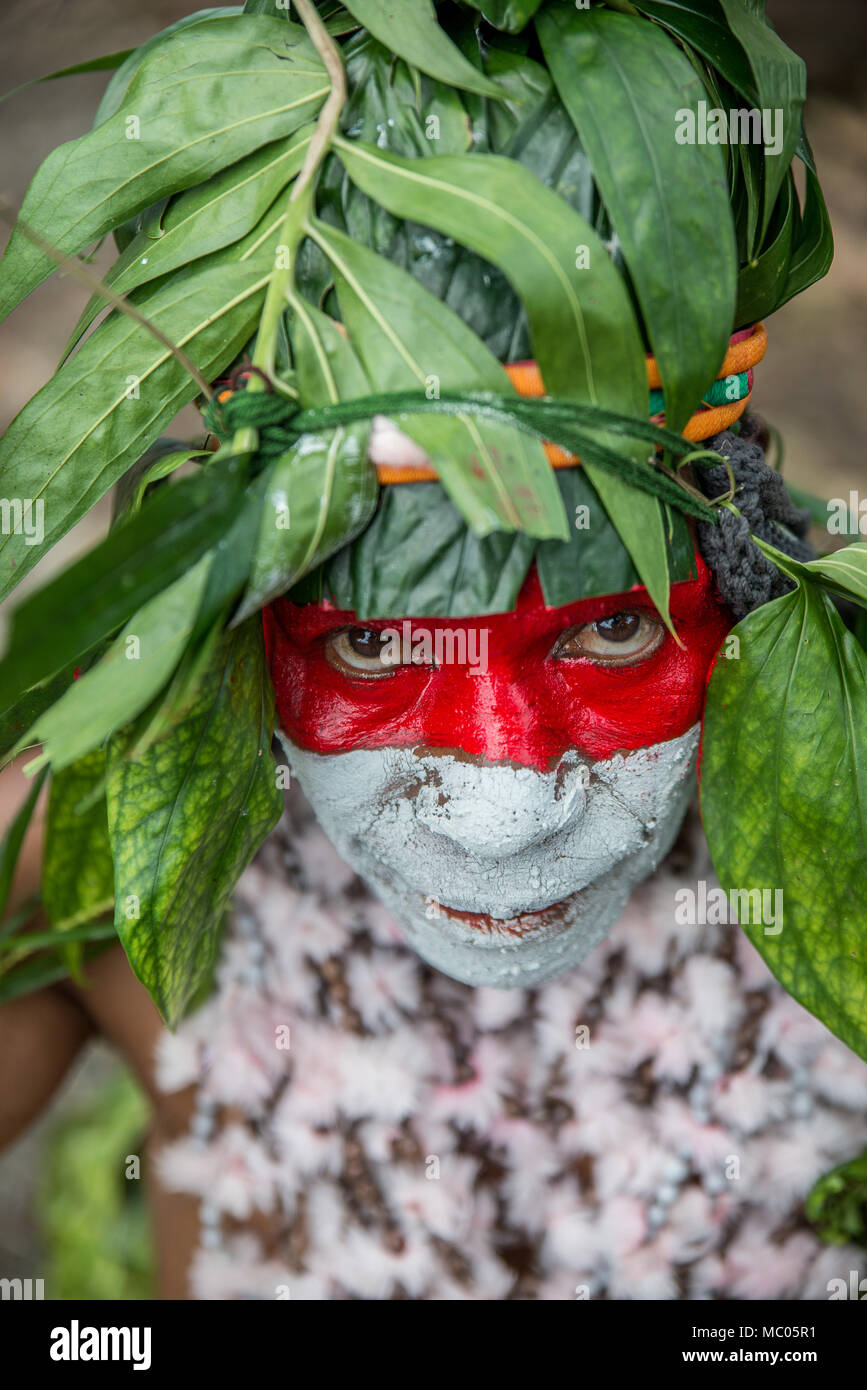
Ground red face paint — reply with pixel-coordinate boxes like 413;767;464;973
265;559;732;772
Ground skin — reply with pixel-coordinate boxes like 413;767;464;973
0;556;731;1294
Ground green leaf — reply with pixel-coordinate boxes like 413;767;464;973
0;257;269;602
0;50;135;105
23;556;215;774
537;5;736;433
112;443;208;526
43;753;115;936
338;1;503;97
533;467;699;608
777;133;834;308
240;428;375;618
329;140;666;591
718;0;806;240
106;619;282;1026
338;36;473;159
62;127;314;360
0;466;246;715
310;218;568;539
0;669;89;762
479;1;543;33
237;299;378;618
633;1;758;102
701;582;867;1061
95;8;245;124
0;767;48;922
323;481;536;619
333;137;646;408
306;37;592;363
0;931;115;1003
0;14;327;319
582;467;674;635
806;1149;867;1246
804;543;867;610
735;174;795;326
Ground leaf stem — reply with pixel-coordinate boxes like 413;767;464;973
233;0;347;455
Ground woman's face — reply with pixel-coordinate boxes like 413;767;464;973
265;563;731;988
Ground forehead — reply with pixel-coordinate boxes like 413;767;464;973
272;561;720;646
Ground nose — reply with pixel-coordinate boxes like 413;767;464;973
412;751;589;860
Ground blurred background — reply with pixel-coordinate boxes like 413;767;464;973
0;0;865;1292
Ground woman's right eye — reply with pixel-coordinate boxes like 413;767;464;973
324;627;401;678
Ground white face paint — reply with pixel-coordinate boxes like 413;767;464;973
278;726;699;988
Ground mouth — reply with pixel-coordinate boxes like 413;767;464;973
430;887;585;938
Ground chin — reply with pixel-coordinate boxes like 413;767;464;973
277;726;699;989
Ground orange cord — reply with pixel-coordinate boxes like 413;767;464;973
374;323;766;484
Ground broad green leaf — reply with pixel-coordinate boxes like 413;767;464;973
63;128;314;360
122;619;225;764
338;1;503;97
95;8;244;124
322;481;536;619
0;767;48;922
311;219;568;539
701;583;867;1061
107;620;283;1026
236;299;378;618
0;14;327;319
633;1;757;102
0;257;270;602
718;0;806;240
43;753;114;936
0;466;246;714
338;36;473;160
479;1;543;33
291;295;372;408
24;556;214;774
537;5;736;434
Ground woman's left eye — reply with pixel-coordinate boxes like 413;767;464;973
552;611;664;667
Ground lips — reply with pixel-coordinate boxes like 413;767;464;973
431;890;584;938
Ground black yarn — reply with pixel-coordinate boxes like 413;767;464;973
695;427;814;619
